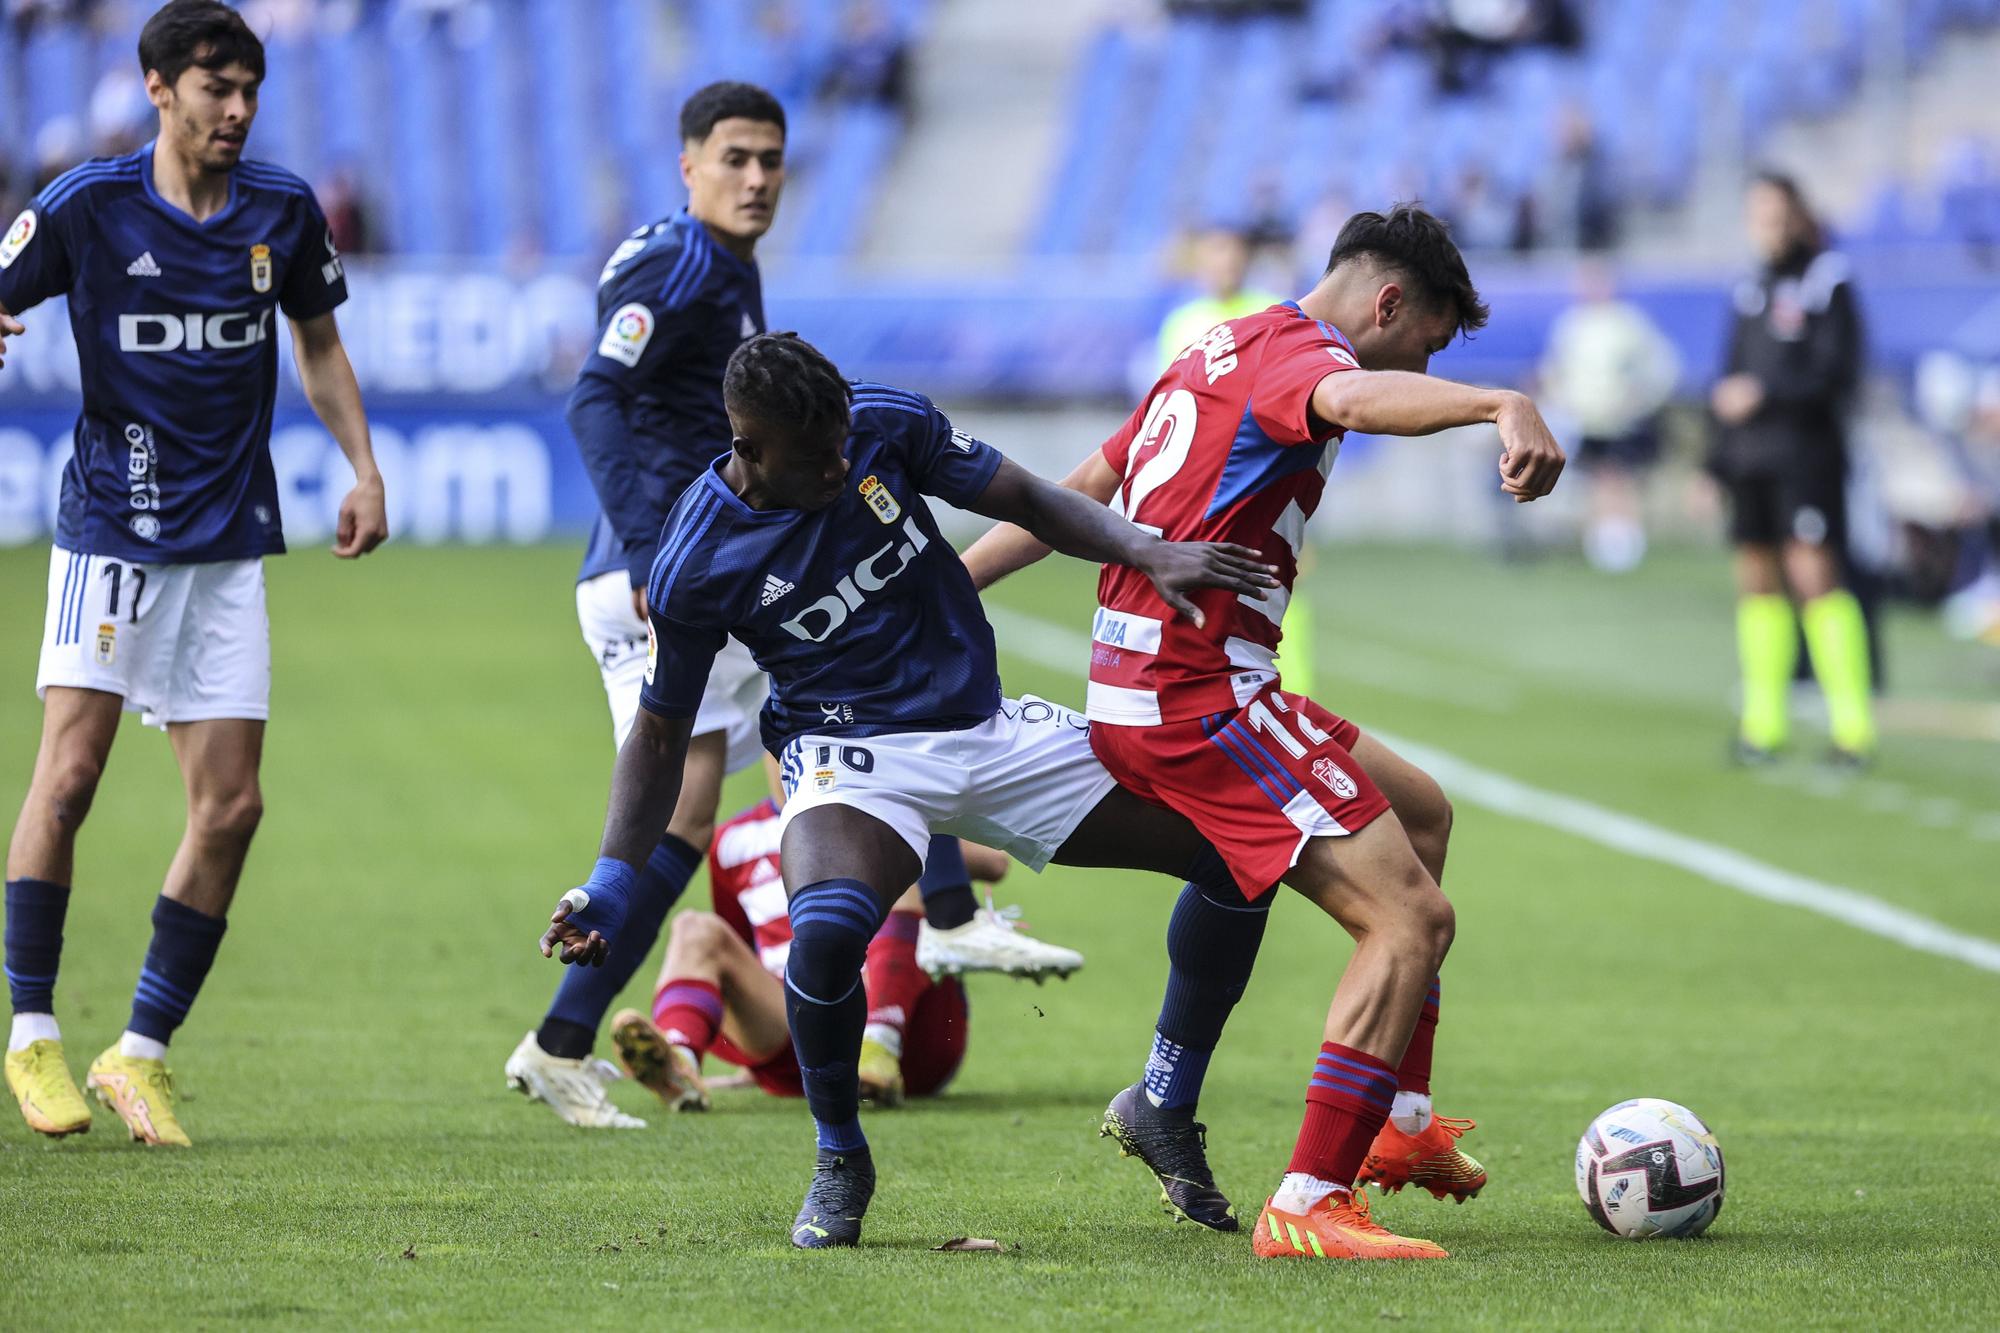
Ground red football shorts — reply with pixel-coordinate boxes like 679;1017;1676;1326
1090;684;1391;898
710;977;969;1099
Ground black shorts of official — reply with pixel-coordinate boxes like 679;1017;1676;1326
1576;425;1661;471
1723;465;1846;549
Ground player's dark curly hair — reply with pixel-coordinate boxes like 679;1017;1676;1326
680;81;787;145
1325;204;1489;339
139;0;265;87
724;333;852;440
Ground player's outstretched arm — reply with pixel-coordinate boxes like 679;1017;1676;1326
960;448;1120;591
541;708;696;967
1313;371;1566;503
967;457;1278;629
0;302;22;370
289;312;388;555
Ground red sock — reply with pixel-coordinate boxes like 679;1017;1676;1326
1289;1041;1398;1186
651;979;724;1055
1396;976;1440;1096
864;911;929;1043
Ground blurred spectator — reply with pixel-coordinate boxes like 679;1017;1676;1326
1445;167;1528;253
1527;103;1616;251
1912;351;2000;642
1538;260;1680;572
32;115;84;193
819;0;910;114
1154;226;1283;370
237;0;315;41
319;166;376;256
87;66;150;156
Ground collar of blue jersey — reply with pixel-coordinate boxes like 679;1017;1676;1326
674;207;757;275
698;451;799;521
1280;299;1357;357
138;139;245;232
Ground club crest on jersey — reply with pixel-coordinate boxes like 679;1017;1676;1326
94;622;116;666
857;475;901;525
1327;345;1359;368
0;209;33;269
644;621;658;686
1312;756;1358;801
813;766;838;793
249;243;272;294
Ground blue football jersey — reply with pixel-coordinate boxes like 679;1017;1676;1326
0;144;345;563
573;208;765;585
639;382;1003;753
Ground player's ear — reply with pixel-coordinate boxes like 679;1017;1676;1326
144;68;172;110
731;434;759;465
678;147;696;190
1375;282;1403;330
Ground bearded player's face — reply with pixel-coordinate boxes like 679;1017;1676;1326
682;118;787;245
148;59;259;173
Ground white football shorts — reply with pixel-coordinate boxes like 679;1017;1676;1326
575;569;765;771
36;545;270;729
774;695;1119;873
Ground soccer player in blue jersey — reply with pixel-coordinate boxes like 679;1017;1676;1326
508;83;1080;1130
538;333;1282;1247
0;1;385;1146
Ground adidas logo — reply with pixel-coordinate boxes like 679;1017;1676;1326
126;251;160;277
760;574;795;606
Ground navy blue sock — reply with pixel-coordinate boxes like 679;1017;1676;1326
784;877;886;1152
5;878;70;1015
917;835;976;930
541;831;702;1055
1143;869;1271;1111
127;895;229;1044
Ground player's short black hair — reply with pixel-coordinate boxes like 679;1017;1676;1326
139;1;265;88
1325;204;1489;339
1750;168;1824;254
725;333;851;442
680;81;786;146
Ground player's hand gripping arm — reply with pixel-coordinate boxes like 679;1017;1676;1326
1312;371;1567;503
967;457;1278;629
540;707;695;967
959;448;1121;591
289;312;388;555
0;302;23;371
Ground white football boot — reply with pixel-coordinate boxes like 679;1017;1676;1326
917;904;1084;982
503;1031;647;1129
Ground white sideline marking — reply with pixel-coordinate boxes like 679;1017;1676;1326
988;605;2000;976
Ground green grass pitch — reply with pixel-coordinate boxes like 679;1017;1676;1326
1;541;1996;1329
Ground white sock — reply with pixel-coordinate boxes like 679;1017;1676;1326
669;1043;699;1070
1272;1171;1345;1214
119;1031;168;1062
861;1022;903;1059
1391;1091;1434;1136
9;1012;60;1051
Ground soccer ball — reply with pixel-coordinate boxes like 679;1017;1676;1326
1575;1098;1725;1239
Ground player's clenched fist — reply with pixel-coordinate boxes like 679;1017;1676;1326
1136;539;1281;630
333;472;389;557
1495;392;1566;503
0;311;23;369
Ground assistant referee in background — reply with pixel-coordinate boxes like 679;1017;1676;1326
1709;171;1874;765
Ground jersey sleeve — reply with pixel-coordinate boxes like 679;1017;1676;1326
1098;396;1150;477
0;199;74;315
906;400;1004;507
279;191;347;321
1251;319;1360;446
577;246;701;389
637;610;726;720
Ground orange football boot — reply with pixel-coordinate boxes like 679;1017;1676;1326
1356;1113;1486;1202
1251;1187;1449;1260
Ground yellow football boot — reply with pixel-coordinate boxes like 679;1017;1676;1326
5;1040;91;1137
85;1046;191;1147
856;1037;904;1107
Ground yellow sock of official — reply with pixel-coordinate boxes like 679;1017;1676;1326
1801;589;1876;755
1736;594;1797;751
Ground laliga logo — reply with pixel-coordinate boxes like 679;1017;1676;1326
780;517;930;643
614;309;648;341
119;308;274;353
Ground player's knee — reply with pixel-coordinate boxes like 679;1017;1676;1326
1414;885;1456;969
786;879;882;1003
670;910;732;961
38;749;108;832
192;784;264;845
